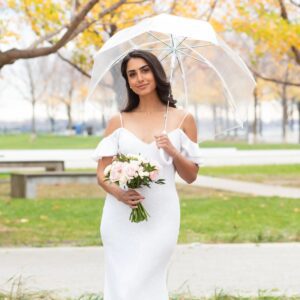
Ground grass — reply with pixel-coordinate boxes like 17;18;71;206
1;292;299;300
0;133;299;150
0;164;299;246
4;163;299;187
198;164;300;188
0;276;299;300
0;181;299;246
200;140;300;150
0;134;100;150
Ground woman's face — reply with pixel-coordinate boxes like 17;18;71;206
126;57;156;96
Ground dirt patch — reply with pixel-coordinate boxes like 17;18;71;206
0;225;17;233
38;183;107;199
221;174;300;189
175;183;244;199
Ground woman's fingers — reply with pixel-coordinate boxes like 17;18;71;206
122;190;144;208
129;199;142;208
128;190;144;198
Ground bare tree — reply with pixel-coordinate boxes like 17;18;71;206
48;60;87;131
6;57;55;137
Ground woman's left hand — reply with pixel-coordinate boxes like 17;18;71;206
154;133;178;158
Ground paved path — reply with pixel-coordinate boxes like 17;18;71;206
0;243;299;298
0;149;300;169
175;174;300;199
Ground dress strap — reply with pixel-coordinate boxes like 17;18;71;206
178;111;189;129
119;112;123;128
162;102;169;133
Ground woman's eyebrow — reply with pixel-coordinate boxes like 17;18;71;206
127;64;149;72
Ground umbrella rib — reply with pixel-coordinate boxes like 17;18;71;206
147;32;171;48
159;50;173;62
179;43;243;126
175;53;188;108
175;37;188;49
142;47;174;51
86;51;128;102
176;48;207;63
177;43;213;50
132;38;171;49
198;124;245;143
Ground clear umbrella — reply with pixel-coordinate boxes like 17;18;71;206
85;13;256;164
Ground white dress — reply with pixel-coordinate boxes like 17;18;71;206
92;115;204;300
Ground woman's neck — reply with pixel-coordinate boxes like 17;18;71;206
135;92;166;112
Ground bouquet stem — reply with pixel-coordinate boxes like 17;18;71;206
129;202;151;223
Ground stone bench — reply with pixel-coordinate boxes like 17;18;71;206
0;160;65;171
11;172;96;199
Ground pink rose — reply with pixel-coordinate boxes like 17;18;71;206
110;162;124;182
149;170;159;181
124;162;138;178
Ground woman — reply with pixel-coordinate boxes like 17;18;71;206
92;50;203;300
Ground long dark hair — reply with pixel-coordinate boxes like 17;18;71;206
120;50;177;112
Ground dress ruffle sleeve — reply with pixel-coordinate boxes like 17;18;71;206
180;130;205;167
91;129;119;162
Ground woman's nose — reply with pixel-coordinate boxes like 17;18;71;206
136;71;143;82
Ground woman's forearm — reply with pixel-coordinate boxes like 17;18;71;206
171;149;199;184
97;172;123;200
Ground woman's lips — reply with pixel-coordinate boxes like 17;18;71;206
136;84;148;89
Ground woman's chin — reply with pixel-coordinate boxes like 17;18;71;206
136;89;155;97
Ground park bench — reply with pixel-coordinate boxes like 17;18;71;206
11;172;96;199
0;160;65;171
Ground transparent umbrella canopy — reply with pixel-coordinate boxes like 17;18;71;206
85;13;256;142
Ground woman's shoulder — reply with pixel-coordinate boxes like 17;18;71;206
170;107;197;142
169;107;193;119
103;113;122;137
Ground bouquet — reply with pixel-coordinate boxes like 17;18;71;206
103;153;165;223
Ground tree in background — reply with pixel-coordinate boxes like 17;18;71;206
0;0;154;70
223;0;300;142
1;0;299;142
47;59;88;131
5;57;55;137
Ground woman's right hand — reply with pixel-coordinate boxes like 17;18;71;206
115;188;145;208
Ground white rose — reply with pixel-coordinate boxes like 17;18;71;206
104;164;112;176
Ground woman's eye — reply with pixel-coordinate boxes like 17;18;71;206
142;68;150;73
128;73;135;78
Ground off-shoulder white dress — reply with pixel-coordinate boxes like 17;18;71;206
92;112;204;300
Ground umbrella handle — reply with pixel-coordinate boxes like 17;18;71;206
159;148;173;165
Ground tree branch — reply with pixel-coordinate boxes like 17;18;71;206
250;66;300;87
29;27;66;49
278;0;300;65
290;0;300;7
169;0;178;13
56;52;115;90
206;0;219;21
57;52;91;78
0;0;127;69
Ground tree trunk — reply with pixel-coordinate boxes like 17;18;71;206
297;102;300;144
66;104;73;130
31;100;37;136
212;104;217;137
253;87;258;143
225;105;230;137
258;102;263;136
289;99;295;131
50;117;55;133
282;87;288;143
281;69;289;143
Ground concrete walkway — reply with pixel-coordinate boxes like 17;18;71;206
1;149;300;169
175;174;300;199
0;243;300;298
